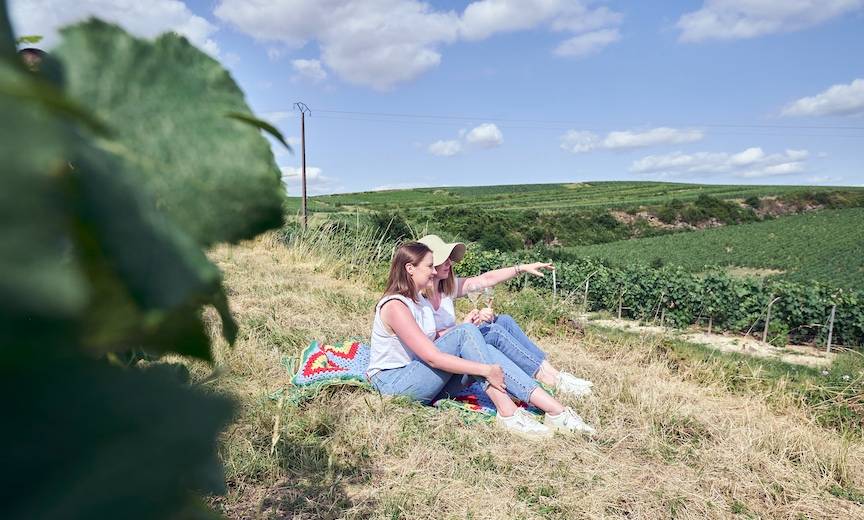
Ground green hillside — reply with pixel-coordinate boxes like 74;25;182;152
286;181;861;214
566;207;864;288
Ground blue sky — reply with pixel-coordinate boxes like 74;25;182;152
12;0;864;194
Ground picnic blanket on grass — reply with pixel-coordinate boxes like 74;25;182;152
284;340;543;419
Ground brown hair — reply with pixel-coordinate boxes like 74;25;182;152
383;242;432;302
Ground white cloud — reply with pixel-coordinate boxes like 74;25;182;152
630;147;810;178
560;130;601;153
428;123;503;156
603;127;704;149
781;78;864;117
10;0;222;56
291;59;328;83
458;0;616;40
261;111;295;124
216;0;459;90
677;0;863;43
554;28;619;58
267;47;285;61
465;123;504;148
215;0;622;90
280;166;341;195
561;127;704;153
428;140;463;157
280;166;322;180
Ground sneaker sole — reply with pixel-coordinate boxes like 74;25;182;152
495;420;553;440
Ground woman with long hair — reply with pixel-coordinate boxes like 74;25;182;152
368;242;595;438
417;234;593;397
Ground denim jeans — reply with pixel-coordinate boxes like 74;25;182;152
479;314;547;379
370;323;539;403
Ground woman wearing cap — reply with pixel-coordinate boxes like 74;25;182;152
418;234;594;398
368;241;594;438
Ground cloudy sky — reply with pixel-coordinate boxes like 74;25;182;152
12;0;864;194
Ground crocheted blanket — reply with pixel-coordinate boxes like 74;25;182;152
288;340;540;418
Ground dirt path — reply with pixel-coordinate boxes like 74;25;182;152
588;317;835;368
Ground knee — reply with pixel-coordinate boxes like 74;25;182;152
453;323;486;345
496;314;515;326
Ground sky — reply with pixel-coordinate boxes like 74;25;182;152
11;0;864;195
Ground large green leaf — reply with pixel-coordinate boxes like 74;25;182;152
67;145;235;359
54;20;285;247
1;359;234;519
0;41;87;352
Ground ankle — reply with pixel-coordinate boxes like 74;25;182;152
545;404;565;416
535;364;558;386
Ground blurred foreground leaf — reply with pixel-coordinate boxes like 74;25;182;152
55;20;285;246
0;359;234;519
1;3;289;517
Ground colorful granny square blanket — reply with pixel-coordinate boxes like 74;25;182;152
288;340;544;419
291;340;370;387
432;381;543;418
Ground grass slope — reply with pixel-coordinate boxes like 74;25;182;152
198;236;864;519
567;207;864;288
286;181;860;215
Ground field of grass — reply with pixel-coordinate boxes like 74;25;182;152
286;181;860;215
196;233;864;519
566;207;864;288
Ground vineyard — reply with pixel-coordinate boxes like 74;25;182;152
287;180;863;214
566;207;864;288
456;248;864;348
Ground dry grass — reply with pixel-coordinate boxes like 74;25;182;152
200;235;864;519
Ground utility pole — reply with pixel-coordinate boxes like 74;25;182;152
293;102;311;229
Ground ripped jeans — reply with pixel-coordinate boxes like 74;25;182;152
369;323;539;404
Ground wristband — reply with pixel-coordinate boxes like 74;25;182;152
514;265;521;275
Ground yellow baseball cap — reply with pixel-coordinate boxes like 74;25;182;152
418;234;466;266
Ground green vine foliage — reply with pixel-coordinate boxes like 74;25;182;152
456;249;863;347
1;5;285;518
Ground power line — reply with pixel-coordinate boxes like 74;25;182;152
279;113;864;138
310;108;864;131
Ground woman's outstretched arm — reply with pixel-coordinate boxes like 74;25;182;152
380;301;505;392
455;262;554;298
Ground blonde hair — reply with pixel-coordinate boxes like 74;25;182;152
436;270;456;298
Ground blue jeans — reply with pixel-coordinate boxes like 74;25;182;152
370;324;539;404
479;314;547;379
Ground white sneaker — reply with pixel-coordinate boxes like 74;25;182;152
544;407;596;435
555;372;593;397
496;409;553;439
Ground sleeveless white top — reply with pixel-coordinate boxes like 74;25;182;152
422;292;457;329
368;294;437;377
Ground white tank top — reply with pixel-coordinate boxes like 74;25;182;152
421;293;457;329
368;294;437;377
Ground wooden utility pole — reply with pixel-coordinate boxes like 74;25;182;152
294;102;311;229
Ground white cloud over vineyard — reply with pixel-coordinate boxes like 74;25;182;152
214;0;623;90
630;147;810;178
428;123;503;156
561;127;704;153
280;166;342;195
782;78;864;117
676;0;863;42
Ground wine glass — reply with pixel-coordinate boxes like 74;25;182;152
464;282;483;311
483;286;494;308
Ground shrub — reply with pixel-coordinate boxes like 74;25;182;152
369;211;413;241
